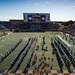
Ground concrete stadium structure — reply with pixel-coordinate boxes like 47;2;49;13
23;13;50;23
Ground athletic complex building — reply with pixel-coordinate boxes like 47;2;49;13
0;13;75;75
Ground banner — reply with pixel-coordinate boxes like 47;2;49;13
28;15;32;22
41;15;46;23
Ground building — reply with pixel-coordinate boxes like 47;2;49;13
23;13;50;23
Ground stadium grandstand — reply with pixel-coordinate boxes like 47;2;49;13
62;23;75;35
0;13;60;32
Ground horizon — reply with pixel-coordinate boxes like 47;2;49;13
0;0;75;21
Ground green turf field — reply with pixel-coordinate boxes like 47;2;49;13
0;32;75;71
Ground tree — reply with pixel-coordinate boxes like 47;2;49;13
68;20;73;25
74;21;75;23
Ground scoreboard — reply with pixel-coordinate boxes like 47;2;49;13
23;13;50;23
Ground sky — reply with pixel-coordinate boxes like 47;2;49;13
0;0;75;21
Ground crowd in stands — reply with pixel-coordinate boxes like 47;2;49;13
62;23;75;36
12;22;60;31
0;21;60;31
11;23;31;30
46;23;60;31
0;21;11;30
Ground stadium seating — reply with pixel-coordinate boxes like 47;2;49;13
62;23;75;36
0;21;60;31
0;21;11;30
46;23;60;31
30;25;42;31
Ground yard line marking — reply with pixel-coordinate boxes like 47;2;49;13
0;45;4;47
22;37;29;40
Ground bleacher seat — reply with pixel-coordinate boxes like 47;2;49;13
30;25;42;31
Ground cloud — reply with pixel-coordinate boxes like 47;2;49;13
27;4;31;6
0;16;20;21
0;16;10;21
35;3;39;5
73;6;75;8
45;2;50;4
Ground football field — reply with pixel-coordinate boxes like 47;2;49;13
0;31;75;71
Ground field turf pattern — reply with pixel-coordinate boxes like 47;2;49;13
0;32;75;71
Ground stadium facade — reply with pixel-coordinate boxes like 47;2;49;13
23;13;50;23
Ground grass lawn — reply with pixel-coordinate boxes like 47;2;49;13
0;32;75;71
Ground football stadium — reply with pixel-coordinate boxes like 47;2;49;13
0;12;75;75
